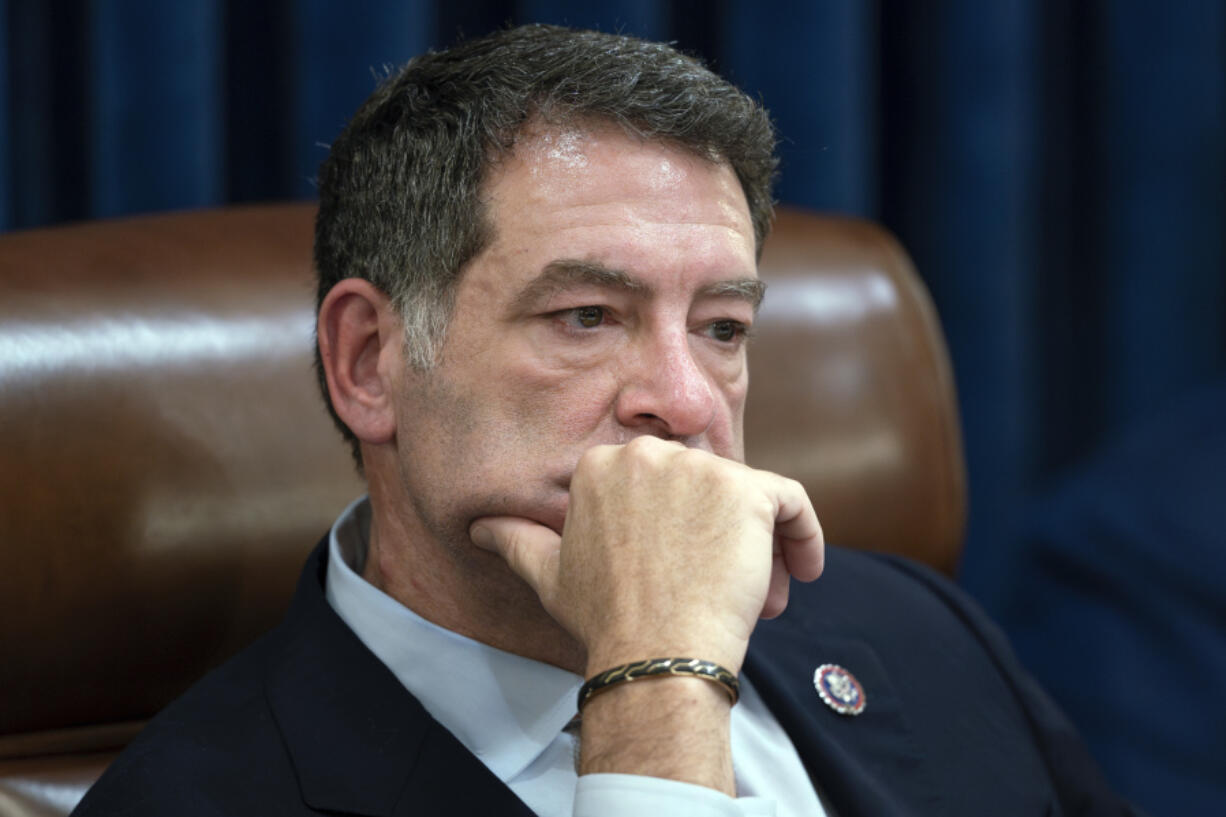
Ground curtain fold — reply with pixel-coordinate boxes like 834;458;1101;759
289;0;435;199
518;0;667;38
0;0;10;227
723;0;878;217
878;1;1045;601
1096;2;1226;430
88;0;225;216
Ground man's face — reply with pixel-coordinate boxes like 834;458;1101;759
388;124;760;552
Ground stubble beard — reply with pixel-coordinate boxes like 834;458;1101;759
391;368;585;668
395;451;583;668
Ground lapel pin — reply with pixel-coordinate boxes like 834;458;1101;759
813;663;866;716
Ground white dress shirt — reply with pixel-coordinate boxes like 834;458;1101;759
324;496;830;817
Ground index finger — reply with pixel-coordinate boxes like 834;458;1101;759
770;476;824;582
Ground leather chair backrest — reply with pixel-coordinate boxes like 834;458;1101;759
0;204;964;815
747;209;965;572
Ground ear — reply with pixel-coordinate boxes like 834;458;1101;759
317;279;401;446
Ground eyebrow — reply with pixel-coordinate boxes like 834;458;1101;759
701;277;768;311
512;259;767;312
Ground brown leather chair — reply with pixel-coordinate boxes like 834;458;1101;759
0;204;964;816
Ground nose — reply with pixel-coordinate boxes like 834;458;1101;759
615;329;717;440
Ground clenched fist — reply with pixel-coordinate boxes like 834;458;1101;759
469;436;824;678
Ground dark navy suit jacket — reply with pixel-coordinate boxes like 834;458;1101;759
73;541;1135;816
974;380;1226;816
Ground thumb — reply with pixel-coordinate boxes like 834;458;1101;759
470;516;563;601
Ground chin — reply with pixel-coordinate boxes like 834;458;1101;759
458;489;569;537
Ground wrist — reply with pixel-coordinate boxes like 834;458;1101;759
578;674;736;795
583;634;749;680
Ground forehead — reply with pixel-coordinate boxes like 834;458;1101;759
478;122;756;276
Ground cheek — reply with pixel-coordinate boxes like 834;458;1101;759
505;359;623;439
713;372;749;459
523;322;623;372
697;344;748;403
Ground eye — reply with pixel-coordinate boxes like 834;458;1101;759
707;320;747;343
572;306;605;328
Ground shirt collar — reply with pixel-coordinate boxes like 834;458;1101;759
323;496;582;782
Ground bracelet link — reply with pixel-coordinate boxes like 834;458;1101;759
577;657;740;712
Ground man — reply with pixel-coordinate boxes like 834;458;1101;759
73;25;1133;816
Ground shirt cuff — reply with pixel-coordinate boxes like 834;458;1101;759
575;773;775;817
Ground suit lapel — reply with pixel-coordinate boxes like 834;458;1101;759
745;617;946;817
260;542;948;815
264;542;534;816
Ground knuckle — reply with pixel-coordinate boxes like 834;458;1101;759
673;445;721;478
575;444;614;475
621;435;681;473
624;435;667;457
624;435;654;451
